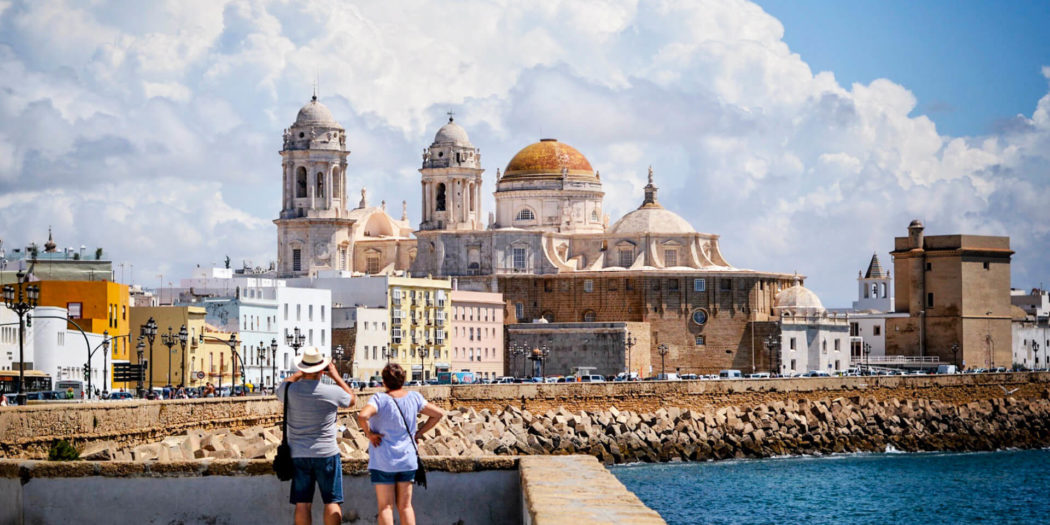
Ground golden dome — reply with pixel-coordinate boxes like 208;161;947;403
502;139;595;181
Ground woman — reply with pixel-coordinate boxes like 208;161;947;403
356;364;444;525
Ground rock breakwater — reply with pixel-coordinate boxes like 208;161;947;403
87;392;1050;463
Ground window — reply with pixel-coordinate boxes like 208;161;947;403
512;247;527;270
668;279;679;291
790;337;796;350
834;339;841;351
308;305;314;321
790;359;796;371
983;261;990;270
308;329;314;345
874;326;881;336
515;208;535;221
292;249;302;272
321;330;326;346
927;292;934;308
296;167;307;198
925;262;932;271
584;280;594;293
720;279;732;291
296;304;301;321
367;256;380;274
436;183;447;211
515;303;524;321
691;310;708;325
67;302;82;319
393;329;402;344
582;310;596;322
695;335;705;346
694;279;706;292
284;304;289;321
618;248;633;267
321;306;325;322
822;340;827;353
664;249;677;267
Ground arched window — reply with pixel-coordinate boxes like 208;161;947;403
436;183;446;211
316;172;325;199
296;167;308;198
881;282;887;298
331;167;340;199
582;310;596;322
515;208;535;221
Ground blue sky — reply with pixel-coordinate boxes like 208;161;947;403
758;0;1050;136
0;0;1047;308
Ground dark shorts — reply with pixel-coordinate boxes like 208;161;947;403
290;455;343;504
369;469;415;485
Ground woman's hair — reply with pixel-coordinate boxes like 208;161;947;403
381;363;407;390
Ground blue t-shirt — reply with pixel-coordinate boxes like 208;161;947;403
277;379;353;458
366;391;426;472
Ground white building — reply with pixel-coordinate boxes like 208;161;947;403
275;286;331;378
1011;293;1049;370
333;306;390;381
775;282;851;375
1;305;107;395
841;254;906;363
852;253;893;312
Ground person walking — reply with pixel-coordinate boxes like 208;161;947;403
356;364;445;525
277;348;356;525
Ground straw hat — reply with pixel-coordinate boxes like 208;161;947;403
296;348;330;374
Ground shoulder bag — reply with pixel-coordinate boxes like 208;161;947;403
273;382;294;481
390;393;427;489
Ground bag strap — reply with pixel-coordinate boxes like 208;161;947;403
281;382;291;445
389;393;421;460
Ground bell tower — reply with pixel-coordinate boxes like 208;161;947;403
419;115;484;231
274;96;353;276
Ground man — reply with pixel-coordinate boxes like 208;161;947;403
277;348;356;525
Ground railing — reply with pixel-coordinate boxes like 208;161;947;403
852;355;942;365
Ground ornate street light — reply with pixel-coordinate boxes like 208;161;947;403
509;343;526;378
624;332;637;380
140;317;158;391
657;343;669;377
286;327;306;355
333;344;345;378
2;273;39;405
863;342;873;375
764;333;781;376
418;345;430;382
160;326;179;388
268;338;278;392
951;342;960;371
135;340;146;398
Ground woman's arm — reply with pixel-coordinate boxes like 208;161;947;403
356;404;383;446
415;402;445;441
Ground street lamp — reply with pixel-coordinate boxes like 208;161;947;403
624;332;637;380
418;346;430;382
135;340;146;398
509;343;526;378
228;333;244;394
140;317;158;392
160;326;179;388
764;333;781;376
286;327;306;355
658;343;669;377
2;273;39;405
951;342;960;371
268;338;278;392
333;344;345;378
863;343;872;375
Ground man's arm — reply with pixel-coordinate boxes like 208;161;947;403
326;361;357;407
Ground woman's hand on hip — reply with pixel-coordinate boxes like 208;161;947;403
367;432;383;447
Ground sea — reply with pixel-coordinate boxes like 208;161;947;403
611;449;1050;525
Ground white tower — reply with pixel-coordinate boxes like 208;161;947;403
419;116;484;231
852;253;893;312
274;96;353;276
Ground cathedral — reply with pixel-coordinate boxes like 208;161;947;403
275;97;803;374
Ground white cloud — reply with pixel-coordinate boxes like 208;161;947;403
0;0;1047;306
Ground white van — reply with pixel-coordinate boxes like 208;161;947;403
719;369;743;379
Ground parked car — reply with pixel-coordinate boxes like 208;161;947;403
655;373;681;381
802;370;831;377
719;369;743;379
679;374;699;380
578;375;604;382
108;392;135;401
748;373;770;379
543;376;561;383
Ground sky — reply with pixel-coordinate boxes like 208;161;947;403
0;0;1048;307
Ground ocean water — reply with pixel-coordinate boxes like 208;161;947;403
611;449;1050;525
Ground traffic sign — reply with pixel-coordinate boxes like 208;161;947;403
196;371;205;379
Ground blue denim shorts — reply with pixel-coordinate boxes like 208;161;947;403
369;469;415;485
290;455;343;504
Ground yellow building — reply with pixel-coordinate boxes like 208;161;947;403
387;276;452;381
128;306;207;389
35;280;132;388
197;324;240;390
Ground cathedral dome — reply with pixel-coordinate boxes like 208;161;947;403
294;97;341;128
433;118;472;146
502;139;595;181
775;282;825;313
611;207;694;235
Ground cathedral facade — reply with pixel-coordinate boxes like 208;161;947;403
275;100;803;374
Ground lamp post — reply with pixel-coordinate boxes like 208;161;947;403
509;343;524;378
2;273;39;405
624;333;636;380
286;327;306;355
268;338;278;392
658;343;669;377
951;342;960;371
140;317;158;392
764;333;781;376
333;344;345;379
863;342;872;375
528;345;550;378
135;340;146;398
418;346;430;382
228;333;243;394
160;326;179;388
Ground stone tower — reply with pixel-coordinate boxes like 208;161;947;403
274;96;353;276
418;116;484;231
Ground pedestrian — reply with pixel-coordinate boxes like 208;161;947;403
356;364;445;525
203;383;216;398
277;348;356;525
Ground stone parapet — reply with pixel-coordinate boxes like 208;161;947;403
520;455;665;525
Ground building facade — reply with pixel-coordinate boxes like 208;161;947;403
449;288;504;381
332;305;390;381
886;220;1014;370
199;293;279;390
774;283;850;375
505;322;652;378
128;306;207;389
